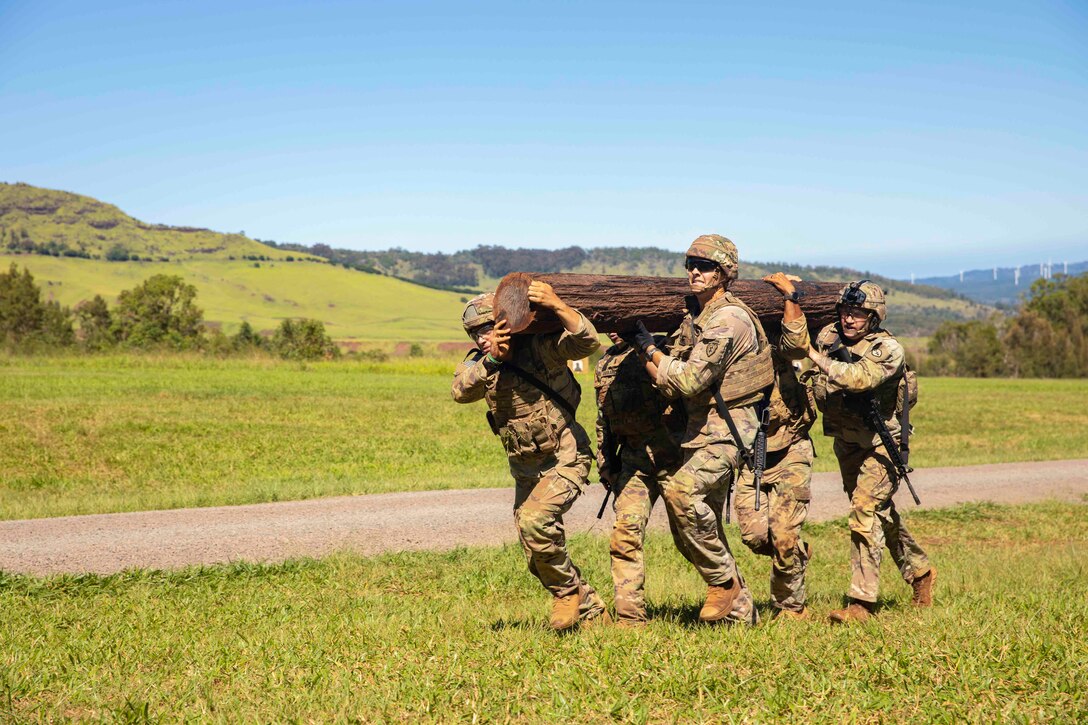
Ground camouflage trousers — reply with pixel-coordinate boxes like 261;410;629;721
659;440;755;624
510;421;606;621
834;439;932;603
609;446;684;624
734;437;814;613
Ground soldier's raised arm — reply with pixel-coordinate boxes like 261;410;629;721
763;272;810;361
527;280;601;365
451;293;501;403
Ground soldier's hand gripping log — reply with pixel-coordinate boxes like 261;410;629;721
830;340;921;505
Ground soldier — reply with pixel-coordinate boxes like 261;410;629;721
595;331;686;627
782;279;936;623
629;234;768;626
451;285;609;631
731;272;819;620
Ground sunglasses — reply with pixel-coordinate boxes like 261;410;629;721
471;323;495;338
685;257;719;273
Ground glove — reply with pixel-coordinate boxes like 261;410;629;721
633;320;655;355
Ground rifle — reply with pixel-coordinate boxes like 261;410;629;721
596;423;621;519
829;338;921;505
751;405;771;512
899;372;911;468
713;390;771;523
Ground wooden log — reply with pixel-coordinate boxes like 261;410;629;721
494;272;843;337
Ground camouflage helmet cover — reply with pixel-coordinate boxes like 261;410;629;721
685;234;738;270
461;292;495;335
837;280;886;323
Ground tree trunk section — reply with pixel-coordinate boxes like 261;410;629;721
494;272;842;337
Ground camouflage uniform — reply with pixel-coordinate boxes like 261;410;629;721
595;337;685;625
452;312;606;621
783;313;932;605
733;315;818;613
654;291;773;625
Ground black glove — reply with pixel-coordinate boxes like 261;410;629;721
633;320;655;355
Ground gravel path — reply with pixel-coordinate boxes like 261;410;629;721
2;459;1086;576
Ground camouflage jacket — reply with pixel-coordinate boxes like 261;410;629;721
654;293;762;450
451;312;601;460
760;316;819;452
594;340;683;476
782;316;905;447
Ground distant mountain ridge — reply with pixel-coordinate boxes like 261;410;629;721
3;182;992;336
914;261;1088;307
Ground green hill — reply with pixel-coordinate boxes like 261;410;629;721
0;182;315;262
1;254;469;342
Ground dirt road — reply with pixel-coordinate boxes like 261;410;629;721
2;459;1085;576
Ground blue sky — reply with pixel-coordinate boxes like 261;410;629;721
1;0;1085;276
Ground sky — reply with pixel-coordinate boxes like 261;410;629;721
1;0;1086;277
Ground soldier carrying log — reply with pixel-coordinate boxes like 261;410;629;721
625;233;767;626
451;285;609;631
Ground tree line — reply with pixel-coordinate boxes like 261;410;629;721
919;274;1088;378
0;264;339;360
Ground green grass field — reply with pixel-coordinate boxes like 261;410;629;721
2;355;1087;521
2;502;1085;721
2;254;470;341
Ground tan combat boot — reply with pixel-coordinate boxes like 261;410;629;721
698;579;742;623
550;592;583;631
828;601;874;624
911;567;937;607
774;607;811;622
582;610;613;629
615;617;647;629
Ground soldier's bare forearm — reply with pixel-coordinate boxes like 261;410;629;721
783;299;802;323
552;302;583;334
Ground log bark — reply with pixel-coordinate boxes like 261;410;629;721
494;272;843;337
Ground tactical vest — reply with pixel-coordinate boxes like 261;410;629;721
484;341;581;459
714;292;775;407
595;345;669;440
812;326;913;443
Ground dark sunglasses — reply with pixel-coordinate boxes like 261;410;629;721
472;323;495;338
685;257;719;273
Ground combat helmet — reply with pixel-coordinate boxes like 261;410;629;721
461;292;495;337
686;234;738;271
837;280;886;323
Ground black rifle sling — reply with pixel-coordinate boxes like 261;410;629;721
713;391;751;465
900;372;911;467
499;361;579;419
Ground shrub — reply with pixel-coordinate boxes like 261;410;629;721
111;275;205;350
272;319;339;360
0;263;74;348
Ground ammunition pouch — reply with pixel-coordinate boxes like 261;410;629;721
498;408;560;458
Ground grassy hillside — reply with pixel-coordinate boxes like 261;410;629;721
0;182;313;262
2;254;468;341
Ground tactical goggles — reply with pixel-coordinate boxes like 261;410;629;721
684;257;719;273
470;323;495;338
841;280;870;306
